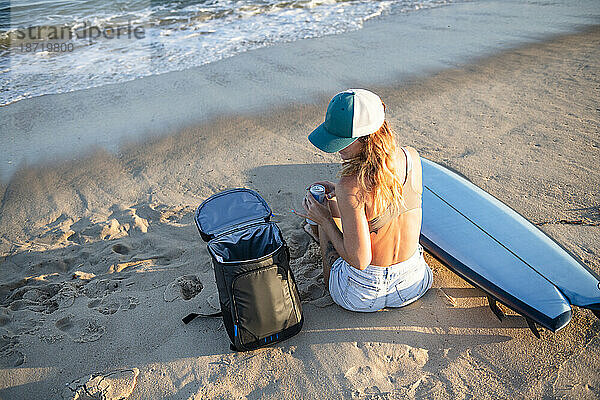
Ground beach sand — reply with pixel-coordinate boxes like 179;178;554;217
0;27;599;399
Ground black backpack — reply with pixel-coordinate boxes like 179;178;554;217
183;188;303;351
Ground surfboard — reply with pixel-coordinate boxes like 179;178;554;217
419;158;600;336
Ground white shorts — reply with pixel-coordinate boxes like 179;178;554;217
328;244;433;312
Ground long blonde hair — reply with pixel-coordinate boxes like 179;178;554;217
339;119;405;216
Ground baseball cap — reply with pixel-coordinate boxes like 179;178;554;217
308;88;385;153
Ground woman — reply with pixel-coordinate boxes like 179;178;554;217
295;88;432;312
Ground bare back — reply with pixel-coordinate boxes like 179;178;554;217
363;146;423;267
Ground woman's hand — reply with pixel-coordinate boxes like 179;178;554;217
293;190;333;226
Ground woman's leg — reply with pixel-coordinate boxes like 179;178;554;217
318;224;340;290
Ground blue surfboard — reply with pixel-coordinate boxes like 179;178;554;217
419;158;600;335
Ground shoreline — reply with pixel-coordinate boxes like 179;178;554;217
1;26;599;246
0;25;599;399
1;0;599;181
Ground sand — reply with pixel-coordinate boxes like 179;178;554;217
0;26;599;399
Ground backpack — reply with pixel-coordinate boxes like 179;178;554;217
183;188;303;351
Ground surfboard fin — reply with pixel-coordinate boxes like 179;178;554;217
487;296;505;321
526;317;541;339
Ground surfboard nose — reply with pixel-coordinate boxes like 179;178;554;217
551;309;572;332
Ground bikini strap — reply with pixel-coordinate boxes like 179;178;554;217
401;147;413;185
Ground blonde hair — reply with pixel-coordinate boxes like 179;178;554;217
339;119;405;216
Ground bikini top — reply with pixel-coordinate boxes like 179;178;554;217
367;146;422;233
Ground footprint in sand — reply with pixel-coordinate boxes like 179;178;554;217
287;229;311;259
411;374;445;398
67;368;140;400
344;365;391;397
0;335;24;367
1;301;44;336
156;205;195;225
31;258;73;273
290;243;322;279
82;278;123;298
88;295;139;315
35;214;75;246
111;243;130;255
0;309;10;326
163;275;203;302
55;315;105;343
303;265;322;280
2;281;76;314
287;241;332;305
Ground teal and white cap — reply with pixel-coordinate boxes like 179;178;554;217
308;88;385;153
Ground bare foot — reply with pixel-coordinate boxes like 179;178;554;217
303;223;319;243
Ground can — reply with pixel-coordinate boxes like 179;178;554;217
306;184;326;225
310;184;326;203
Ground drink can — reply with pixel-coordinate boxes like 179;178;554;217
306;184;326;225
310;184;326;203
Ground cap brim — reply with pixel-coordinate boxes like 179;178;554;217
308;123;358;153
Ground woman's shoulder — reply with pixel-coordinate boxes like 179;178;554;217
402;146;422;171
402;146;421;159
336;175;366;207
336;175;360;194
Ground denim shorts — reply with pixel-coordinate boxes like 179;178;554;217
329;244;433;312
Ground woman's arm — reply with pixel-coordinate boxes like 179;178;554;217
320;177;372;270
327;196;343;232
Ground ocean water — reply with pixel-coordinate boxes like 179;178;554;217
0;0;460;105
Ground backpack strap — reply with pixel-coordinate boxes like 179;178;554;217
182;310;222;324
